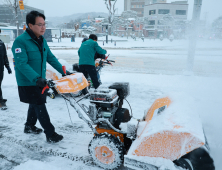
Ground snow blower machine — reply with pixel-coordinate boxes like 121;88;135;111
42;73;215;170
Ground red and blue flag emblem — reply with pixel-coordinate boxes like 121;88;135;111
15;48;22;53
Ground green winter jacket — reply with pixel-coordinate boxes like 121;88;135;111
78;39;107;66
12;31;65;86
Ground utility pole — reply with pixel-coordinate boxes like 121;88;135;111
14;0;19;38
186;0;202;73
102;24;109;43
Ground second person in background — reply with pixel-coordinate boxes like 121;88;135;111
78;34;107;92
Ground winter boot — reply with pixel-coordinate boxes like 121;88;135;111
0;99;7;110
24;125;43;134
46;132;63;143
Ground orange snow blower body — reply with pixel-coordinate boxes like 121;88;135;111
46;70;59;81
51;73;88;94
132;97;205;160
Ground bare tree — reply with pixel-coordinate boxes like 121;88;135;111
2;0;27;37
104;0;117;33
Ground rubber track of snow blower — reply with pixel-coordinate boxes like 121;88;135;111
0;134;96;166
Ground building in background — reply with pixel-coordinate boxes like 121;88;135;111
124;0;146;17
124;0;167;17
143;1;188;38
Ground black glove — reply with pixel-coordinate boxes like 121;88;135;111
62;70;72;77
66;70;72;75
7;67;12;74
36;77;47;88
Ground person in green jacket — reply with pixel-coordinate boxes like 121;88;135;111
12;11;65;143
78;34;107;92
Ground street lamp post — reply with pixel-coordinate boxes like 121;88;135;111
14;0;19;38
102;23;110;44
186;0;203;73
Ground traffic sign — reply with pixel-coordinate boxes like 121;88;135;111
19;1;24;10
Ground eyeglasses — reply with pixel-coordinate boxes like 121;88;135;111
34;24;46;28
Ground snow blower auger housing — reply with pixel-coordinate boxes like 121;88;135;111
43;76;214;170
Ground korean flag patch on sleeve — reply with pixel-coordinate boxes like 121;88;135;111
15;48;22;53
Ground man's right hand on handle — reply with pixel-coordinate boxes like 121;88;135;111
36;77;47;88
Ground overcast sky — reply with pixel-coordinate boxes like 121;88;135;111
26;0;222;24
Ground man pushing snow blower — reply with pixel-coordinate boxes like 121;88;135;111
78;34;107;94
12;11;67;143
75;36;107;85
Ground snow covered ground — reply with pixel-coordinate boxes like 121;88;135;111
1;38;222;169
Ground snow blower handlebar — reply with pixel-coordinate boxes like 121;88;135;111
62;65;66;75
42;85;49;94
41;80;55;94
98;58;115;67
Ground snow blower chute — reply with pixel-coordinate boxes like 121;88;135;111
43;74;215;170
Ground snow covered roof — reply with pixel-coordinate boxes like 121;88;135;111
95;18;105;20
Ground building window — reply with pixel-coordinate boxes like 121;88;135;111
158;9;170;14
149;10;156;15
148;20;155;25
176;10;186;15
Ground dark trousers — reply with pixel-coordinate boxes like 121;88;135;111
25;104;55;137
79;65;100;89
0;71;3;100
